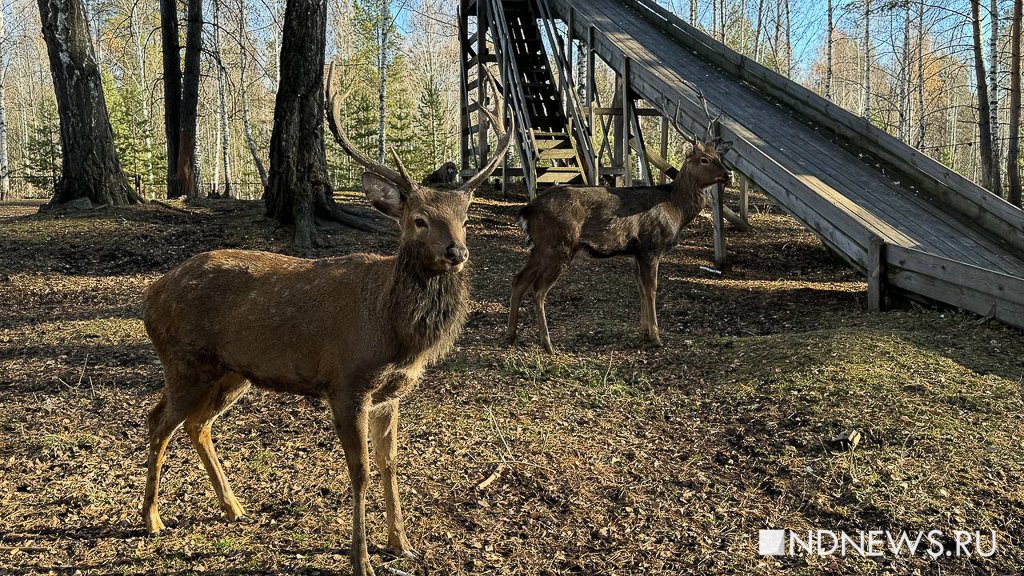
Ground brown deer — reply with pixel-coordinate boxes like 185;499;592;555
422;161;458;185
140;68;510;576
508;133;732;353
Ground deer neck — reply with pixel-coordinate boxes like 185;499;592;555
385;245;470;364
669;169;707;221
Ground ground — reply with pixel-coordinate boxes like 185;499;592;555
0;191;1022;576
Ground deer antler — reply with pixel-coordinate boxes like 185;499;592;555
326;63;412;191
696;89;723;141
459;70;513;192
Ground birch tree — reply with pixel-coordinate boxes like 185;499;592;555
0;3;9;200
1008;0;1022;206
972;0;997;192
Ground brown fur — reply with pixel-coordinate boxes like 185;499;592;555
141;182;473;576
508;138;733;352
421;161;458;185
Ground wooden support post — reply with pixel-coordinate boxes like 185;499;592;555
458;9;470;172
867;236;887;312
712;184;726;266
710;119;725;265
659;116;669;185
621;56;632;187
739;176;749;222
567;9;574;74
587;25;598;184
476;0;489;169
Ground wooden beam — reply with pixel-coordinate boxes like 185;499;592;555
586;25;597;185
659;116;669;185
739;176;749;222
867;236;886;312
712;183;726;266
585;107;664;116
621;56;632;187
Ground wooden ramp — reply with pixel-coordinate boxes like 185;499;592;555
544;0;1024;330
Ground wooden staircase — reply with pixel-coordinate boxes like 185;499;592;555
460;0;589;194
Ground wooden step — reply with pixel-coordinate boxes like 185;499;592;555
537;147;577;160
537;167;585;185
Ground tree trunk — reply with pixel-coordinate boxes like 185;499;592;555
863;0;872;118
264;0;378;247
972;0;997;192
130;3;154;185
377;0;388;164
37;0;140;206
238;0;268;190
901;0;911;141
159;0;181;197
0;6;9;201
825;0;833;100
1008;0;1022;207
690;0;697;26
175;0;202;198
989;0;1001;194
754;0;764;60
917;0;925;148
213;0;233;198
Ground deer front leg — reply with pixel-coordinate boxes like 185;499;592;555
637;256;662;346
331;395;375;576
369;400;418;559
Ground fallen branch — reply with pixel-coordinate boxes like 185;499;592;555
476;463;505;491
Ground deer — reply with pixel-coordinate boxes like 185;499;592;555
422;161;458;185
507;115;733;353
140;65;511;576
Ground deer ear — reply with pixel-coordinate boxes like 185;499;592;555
716;140;734;154
361;172;405;219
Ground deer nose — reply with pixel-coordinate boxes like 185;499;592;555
446;243;468;265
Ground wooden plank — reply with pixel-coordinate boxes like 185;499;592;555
888;268;1024;329
886;245;1024;306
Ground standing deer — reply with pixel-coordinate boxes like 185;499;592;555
140;67;511;576
508;132;732;353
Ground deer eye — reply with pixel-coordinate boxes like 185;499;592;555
414;217;428;229
700;157;710;165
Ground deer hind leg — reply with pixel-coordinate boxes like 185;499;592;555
508;255;542;344
143;368;207;534
330;394;375;576
637;256;662;346
369;400;417;559
634;258;650;328
532;255;568;354
183;372;250;522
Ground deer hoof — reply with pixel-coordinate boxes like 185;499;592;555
144;513;166;534
397;548;421;561
223;503;245;522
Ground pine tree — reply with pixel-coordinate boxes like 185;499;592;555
23;98;61;191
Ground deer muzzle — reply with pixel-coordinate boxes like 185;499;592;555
446;243;469;267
